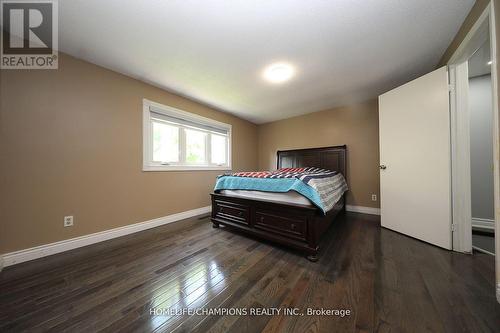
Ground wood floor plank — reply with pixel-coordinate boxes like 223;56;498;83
156;247;283;333
67;234;254;330
1;213;499;333
43;236;255;332
3;234;230;330
200;250;306;333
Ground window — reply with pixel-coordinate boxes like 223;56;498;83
143;99;231;171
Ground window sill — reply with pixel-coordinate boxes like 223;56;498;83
143;165;232;172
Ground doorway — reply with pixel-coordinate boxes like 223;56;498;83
468;37;495;255
447;1;499;302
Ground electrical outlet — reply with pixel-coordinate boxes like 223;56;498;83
371;194;377;201
64;215;74;227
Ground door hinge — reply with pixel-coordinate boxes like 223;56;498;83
451;223;456;232
448;84;455;92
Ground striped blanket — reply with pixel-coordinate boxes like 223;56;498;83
215;167;348;213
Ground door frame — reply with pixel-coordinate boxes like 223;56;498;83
447;1;500;303
448;60;472;253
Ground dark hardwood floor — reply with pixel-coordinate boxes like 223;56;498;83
1;212;499;332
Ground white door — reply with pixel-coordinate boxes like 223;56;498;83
379;66;452;249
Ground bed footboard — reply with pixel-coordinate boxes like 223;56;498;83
210;193;344;261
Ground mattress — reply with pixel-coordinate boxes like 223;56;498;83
214;168;348;213
220;189;313;206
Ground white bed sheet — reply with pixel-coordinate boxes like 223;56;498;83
220;189;313;206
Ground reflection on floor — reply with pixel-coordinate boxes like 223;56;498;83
1;212;499;332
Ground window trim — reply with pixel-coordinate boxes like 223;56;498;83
143;99;232;171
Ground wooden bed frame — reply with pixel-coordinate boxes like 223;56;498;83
210;145;347;261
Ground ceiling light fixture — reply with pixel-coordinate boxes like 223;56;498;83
263;62;295;83
488;60;492;65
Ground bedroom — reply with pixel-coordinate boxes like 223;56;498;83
1;0;500;332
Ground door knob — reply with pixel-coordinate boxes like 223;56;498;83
379;165;387;170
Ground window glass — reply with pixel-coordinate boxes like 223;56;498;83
152;121;179;162
185;129;206;164
211;134;227;165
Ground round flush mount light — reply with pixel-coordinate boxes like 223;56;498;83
262;62;295;83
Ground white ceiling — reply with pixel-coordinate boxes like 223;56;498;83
59;0;474;124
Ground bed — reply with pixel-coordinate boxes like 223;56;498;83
210;145;347;261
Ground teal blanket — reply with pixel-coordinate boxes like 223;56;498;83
214;176;324;211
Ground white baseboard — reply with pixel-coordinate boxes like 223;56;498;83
1;206;211;267
497;283;500;304
346;205;380;216
472;245;495;256
0;255;3;272
472;217;495;230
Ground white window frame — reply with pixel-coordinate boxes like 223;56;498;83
143;99;232;171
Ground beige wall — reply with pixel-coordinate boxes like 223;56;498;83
258;100;380;208
0;53;258;253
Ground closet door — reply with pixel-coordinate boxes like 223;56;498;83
379;66;452;249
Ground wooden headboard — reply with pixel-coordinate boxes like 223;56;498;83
276;145;347;178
